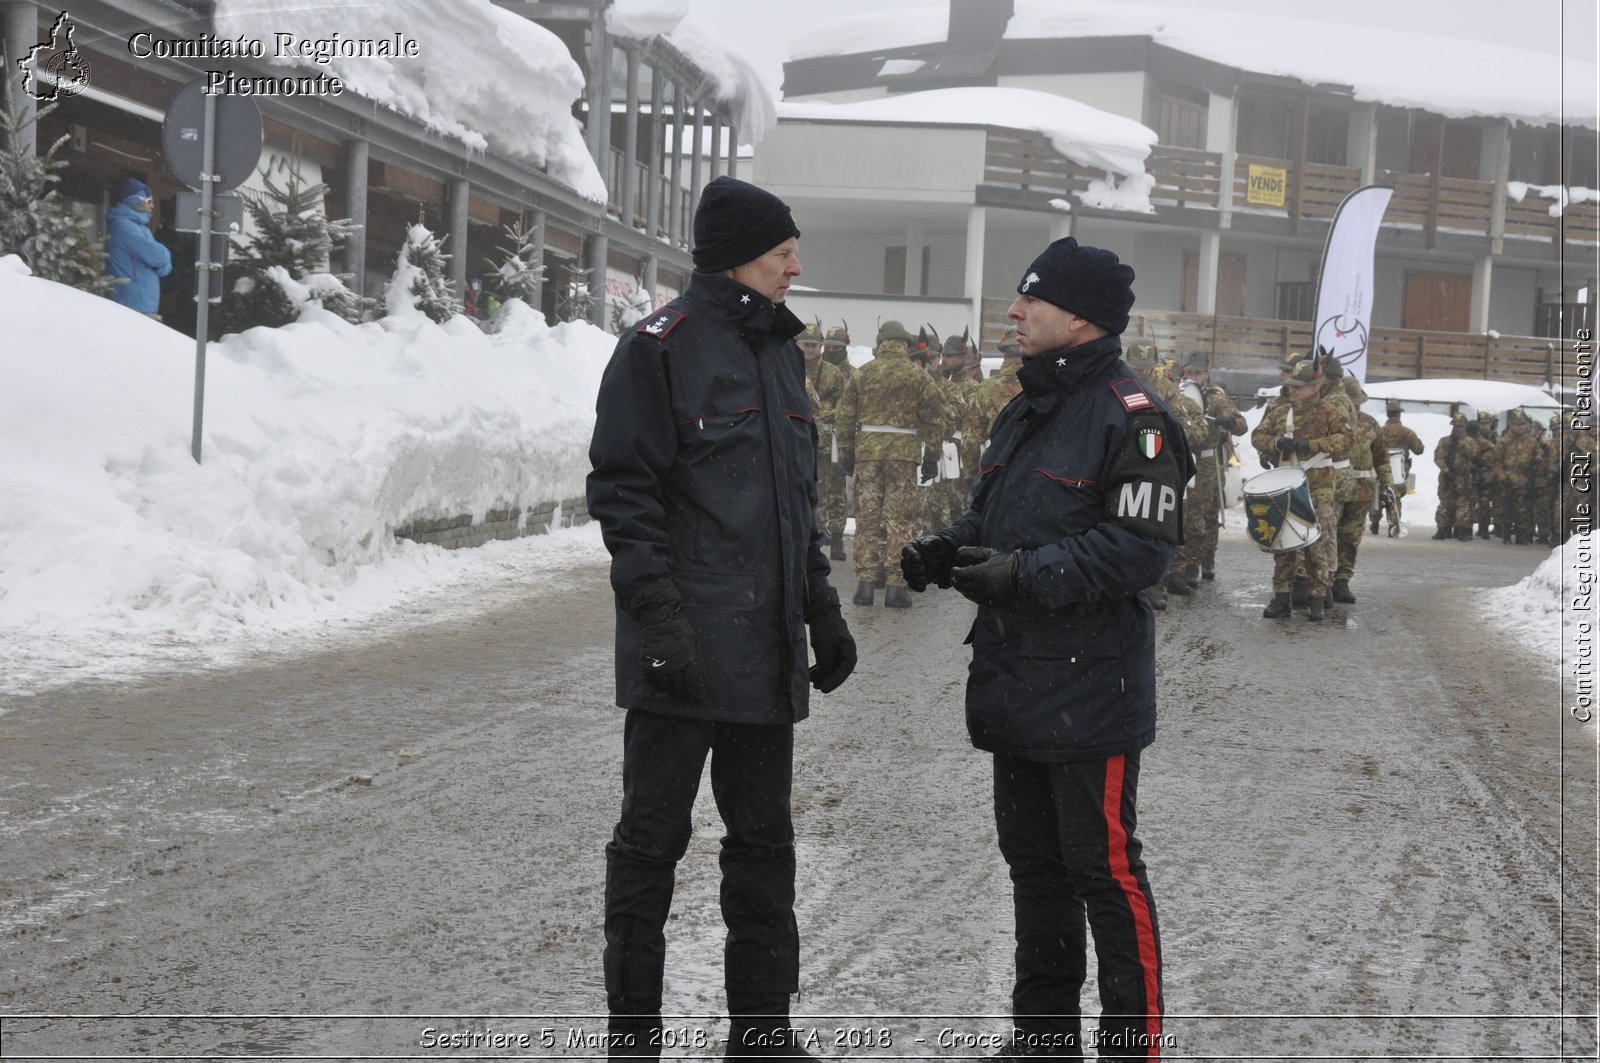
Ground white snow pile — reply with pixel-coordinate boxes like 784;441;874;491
789;0;1596;129
0;254;613;698
607;0;778;147
778;86;1157;178
212;0;607;203
1507;181;1600;218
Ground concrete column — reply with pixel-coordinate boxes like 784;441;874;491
529;207;546;311
964;205;987;336
727;123;738;181
1471;253;1493;334
620;45;640;229
2;0;39;156
446;177;470;298
1349;102;1378;186
1210;89;1237;228
690;101;704;223
1486;118;1511;255
646;66;664;239
341;137;369;297
708;114;722;181
588;231;609;329
1196;229;1222;315
669;82;686;245
643;252;658;308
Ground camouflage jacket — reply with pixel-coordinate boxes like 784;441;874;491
1434;431;1485;490
804;356;847;427
1497;429;1540;487
1251;393;1352;497
963;358;1023;453
1143;370;1207;445
1194;383;1247;458
835;339;946;463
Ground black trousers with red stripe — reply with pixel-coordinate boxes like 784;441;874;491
993;751;1164;1060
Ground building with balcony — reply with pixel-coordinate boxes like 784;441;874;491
0;0;759;335
762;0;1599;389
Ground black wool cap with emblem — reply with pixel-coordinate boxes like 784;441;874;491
1015;236;1136;335
691;176;801;274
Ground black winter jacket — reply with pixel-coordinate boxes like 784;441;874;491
944;335;1195;761
587;271;831;724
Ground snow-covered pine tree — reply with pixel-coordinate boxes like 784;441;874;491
0;72;114;295
214;157;367;335
554;268;594;324
489;217;544;308
384;219;462;324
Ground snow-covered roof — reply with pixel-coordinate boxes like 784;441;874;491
788;0;1597;130
214;0;608;202
777;86;1156;177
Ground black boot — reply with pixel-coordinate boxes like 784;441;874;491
851;580;875;606
1201;557;1216;581
1307;592;1326;622
1262;592;1292;618
829;529;846;561
1331;579;1356;603
1145;584;1168;611
1455;527;1474;542
1183;564;1202;588
1477;525;1492;540
1291;578;1309;609
1432;527;1451;540
883;585;913;609
1164;574;1193;597
1369;517;1381;534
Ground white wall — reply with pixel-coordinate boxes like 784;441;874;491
751;123;986;201
1000;71;1149;124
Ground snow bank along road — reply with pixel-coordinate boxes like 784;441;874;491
0;532;1594;1059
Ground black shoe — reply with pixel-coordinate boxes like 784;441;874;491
1307;597;1325;621
1263;592;1292;618
1164;575;1192;597
1201;564;1216;581
883;585;913;609
1477;528;1492;540
1432;528;1451;540
1183;564;1202;588
851;580;875;606
1331;579;1356;603
829;530;846;561
1455;529;1473;542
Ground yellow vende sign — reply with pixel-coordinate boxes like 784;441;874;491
1247;163;1288;207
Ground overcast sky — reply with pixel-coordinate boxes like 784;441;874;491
688;0;1599;94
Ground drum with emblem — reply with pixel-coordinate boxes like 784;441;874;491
1241;467;1321;552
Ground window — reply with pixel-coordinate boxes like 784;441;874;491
1148;85;1208;150
1276;281;1316;322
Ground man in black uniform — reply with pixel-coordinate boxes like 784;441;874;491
587;176;858;1059
901;238;1190;1059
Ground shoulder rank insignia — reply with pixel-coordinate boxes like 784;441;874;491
1111;375;1154;412
636;307;686;341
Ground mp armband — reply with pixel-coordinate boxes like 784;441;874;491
1102;411;1185;543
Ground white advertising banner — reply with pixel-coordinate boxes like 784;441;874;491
1312;184;1393;383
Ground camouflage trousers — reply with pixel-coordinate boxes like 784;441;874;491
1175;457;1223;571
1333;486;1371;581
1273;494;1338;595
1435;485;1477;534
815;445;850;539
853;459;921;587
1497;478;1536;540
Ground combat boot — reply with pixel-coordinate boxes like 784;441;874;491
1183;564;1202;588
1164;573;1192;597
829;530;846;561
1477;524;1492;540
1307;594;1326;621
1262;592;1292;618
1369;516;1381;535
851;580;875;606
1201;555;1216;581
1432;527;1451;540
1455;527;1473;542
1144;584;1168;611
1331;579;1356;603
883;585;913;609
1291;578;1309;609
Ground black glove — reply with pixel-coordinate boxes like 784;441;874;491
1275;434;1299;456
1293;437;1312;457
1259;450;1277;469
806;586;857;693
623;582;706;703
920;454;939;484
900;534;957;592
949;546;1021;607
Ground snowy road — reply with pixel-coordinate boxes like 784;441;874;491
0;530;1594;1060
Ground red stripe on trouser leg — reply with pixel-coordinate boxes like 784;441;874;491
1102;754;1162;1057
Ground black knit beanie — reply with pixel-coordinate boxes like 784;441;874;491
1015;236;1136;335
692;176;801;273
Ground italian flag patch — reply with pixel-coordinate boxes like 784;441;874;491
1138;426;1164;459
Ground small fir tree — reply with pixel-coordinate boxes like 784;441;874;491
554;268;594;324
0;72;114;295
215;158;366;335
385;220;461;324
489;218;544;308
609;282;653;334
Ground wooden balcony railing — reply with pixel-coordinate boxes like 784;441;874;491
1122;310;1563;388
983;129;1597;248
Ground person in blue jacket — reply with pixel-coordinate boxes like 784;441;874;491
900;237;1193;1060
105;177;172;316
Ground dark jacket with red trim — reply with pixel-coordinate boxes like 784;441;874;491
587;270;830;724
942;334;1195;761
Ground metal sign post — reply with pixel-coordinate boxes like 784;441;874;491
190;90;218;464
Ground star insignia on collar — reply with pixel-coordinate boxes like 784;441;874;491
1056;357;1067;367
739;294;750;304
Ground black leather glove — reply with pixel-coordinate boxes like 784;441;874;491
920;454;939;484
901;534;958;592
949;546;1021;607
1259;450;1277;469
806;586;856;693
623;582;706;703
1293;437;1312;457
1275;434;1299;456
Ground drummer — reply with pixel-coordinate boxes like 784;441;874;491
1249;355;1353;622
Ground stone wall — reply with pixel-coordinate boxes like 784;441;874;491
393;496;591;550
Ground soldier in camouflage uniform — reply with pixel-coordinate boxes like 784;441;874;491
1495;409;1542;544
1433;412;1482;540
800;322;849;561
1371;400;1425;533
1533;414;1564;545
1172;351;1247;586
820;325;854;559
961;327;1023;466
1472;410;1500;538
1250;356;1352;621
1329;376;1392;603
1124;340;1206;604
937;330;984;529
835;320;945;608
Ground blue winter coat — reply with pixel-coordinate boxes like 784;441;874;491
105;202;172;313
586;271;832;725
944;335;1195;762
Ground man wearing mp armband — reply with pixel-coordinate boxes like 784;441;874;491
899;237;1192;1059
